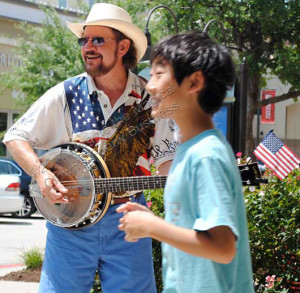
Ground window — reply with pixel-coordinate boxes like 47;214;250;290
0;161;20;175
89;0;94;7
0;112;7;132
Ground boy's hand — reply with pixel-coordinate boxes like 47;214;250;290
116;202;152;213
117;203;155;242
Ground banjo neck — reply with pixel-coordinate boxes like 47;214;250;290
94;175;167;194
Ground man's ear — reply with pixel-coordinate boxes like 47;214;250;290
187;71;205;93
118;39;131;57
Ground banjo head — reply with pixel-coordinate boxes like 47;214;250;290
33;143;111;229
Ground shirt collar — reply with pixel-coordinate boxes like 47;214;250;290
86;70;138;97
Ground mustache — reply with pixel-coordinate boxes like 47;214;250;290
85;51;102;57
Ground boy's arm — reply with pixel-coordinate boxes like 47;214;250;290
118;204;236;264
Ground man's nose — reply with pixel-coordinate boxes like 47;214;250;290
83;38;96;49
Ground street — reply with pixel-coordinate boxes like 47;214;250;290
0;215;47;267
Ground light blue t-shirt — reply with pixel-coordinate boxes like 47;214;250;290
162;129;254;293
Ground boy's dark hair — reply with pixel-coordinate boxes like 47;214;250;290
150;31;235;114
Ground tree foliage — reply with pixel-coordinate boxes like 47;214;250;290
1;1;300;152
0;5;84;109
147;0;300;153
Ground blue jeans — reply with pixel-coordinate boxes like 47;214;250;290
39;194;156;293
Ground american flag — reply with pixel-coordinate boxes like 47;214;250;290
254;130;300;180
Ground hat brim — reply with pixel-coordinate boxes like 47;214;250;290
67;20;147;63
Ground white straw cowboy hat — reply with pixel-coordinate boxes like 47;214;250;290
67;3;147;62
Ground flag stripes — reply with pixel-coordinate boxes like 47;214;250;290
254;130;300;180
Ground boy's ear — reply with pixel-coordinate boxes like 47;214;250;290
187;71;205;93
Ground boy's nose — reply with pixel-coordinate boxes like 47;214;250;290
146;80;156;95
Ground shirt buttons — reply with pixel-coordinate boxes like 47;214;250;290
104;104;107;108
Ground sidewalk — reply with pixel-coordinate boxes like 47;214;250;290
0;264;39;293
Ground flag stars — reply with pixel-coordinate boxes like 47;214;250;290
82;113;86;117
96;116;99;121
87;118;91;123
79;98;83;104
75;92;78;97
90;111;94;116
85;106;88;111
92;123;96;128
75;123;79;128
69;85;73;91
76;106;80;111
73;110;77;115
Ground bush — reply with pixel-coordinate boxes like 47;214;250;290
245;168;300;292
21;246;43;270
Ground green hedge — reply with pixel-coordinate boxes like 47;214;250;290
245;168;300;292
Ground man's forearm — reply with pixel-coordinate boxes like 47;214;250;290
5;140;43;178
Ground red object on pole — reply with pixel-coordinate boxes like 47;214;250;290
261;89;275;124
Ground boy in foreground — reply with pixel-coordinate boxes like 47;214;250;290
117;31;254;293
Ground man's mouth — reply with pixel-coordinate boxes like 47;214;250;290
85;54;101;60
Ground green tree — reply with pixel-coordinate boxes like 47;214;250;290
148;0;300;154
0;6;85;110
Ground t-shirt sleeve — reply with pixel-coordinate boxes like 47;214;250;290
151;118;179;169
192;156;239;239
3;83;71;150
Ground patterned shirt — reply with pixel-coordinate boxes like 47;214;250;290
4;71;178;175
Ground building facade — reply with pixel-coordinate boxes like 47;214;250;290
253;75;300;157
0;0;90;156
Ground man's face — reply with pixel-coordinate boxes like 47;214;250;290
80;26;119;77
146;59;180;119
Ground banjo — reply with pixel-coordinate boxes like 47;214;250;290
30;142;167;230
30;142;265;230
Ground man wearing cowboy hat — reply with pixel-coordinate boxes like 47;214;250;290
4;3;177;293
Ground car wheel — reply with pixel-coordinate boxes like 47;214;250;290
12;195;37;218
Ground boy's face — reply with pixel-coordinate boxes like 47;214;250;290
146;59;180;119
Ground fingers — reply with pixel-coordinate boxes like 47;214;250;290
45;185;69;204
124;234;138;242
116;202;149;213
118;215;138;242
53;179;68;194
38;172;70;204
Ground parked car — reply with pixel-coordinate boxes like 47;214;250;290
0;174;23;214
0;158;37;217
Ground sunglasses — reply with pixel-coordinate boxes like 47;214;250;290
78;37;116;47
